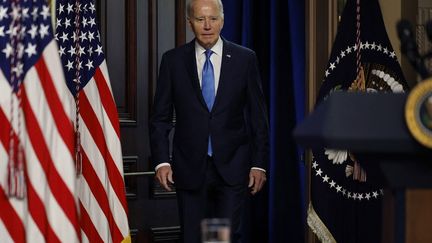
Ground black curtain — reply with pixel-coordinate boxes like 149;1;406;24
221;1;306;242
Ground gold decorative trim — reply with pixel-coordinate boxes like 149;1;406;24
405;78;432;149
122;234;132;243
307;203;337;243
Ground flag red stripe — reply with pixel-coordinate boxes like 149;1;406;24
0;108;10;150
0;109;25;243
79;202;104;243
25;171;61;243
0;109;59;243
21;87;80;238
94;68;120;138
34;58;74;155
81;150;123;242
79;92;127;210
0;186;25;243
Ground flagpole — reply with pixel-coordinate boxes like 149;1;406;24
50;0;56;30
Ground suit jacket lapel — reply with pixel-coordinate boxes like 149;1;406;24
184;40;208;109
213;39;233;110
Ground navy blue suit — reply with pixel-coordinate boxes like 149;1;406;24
150;38;269;243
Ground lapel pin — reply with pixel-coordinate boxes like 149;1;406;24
226;54;231;58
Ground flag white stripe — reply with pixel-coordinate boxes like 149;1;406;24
0;73;50;243
1;129;45;243
42;41;75;116
79;117;128;234
83;73;129;234
22;122;78;243
4;198;26;234
0;103;27;243
0;137;27;238
24;68;76;193
79;120;108;187
20;56;78;242
0;71;17;131
25;214;46;243
83;78;123;172
81;229;90;243
79;176;111;243
99;62;114;97
0;195;28;243
0;139;9;190
0;76;28;242
80;68;129;240
0;75;11;105
0;219;13;243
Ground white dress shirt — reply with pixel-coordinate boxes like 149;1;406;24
195;37;223;94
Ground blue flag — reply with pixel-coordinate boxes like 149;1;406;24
308;0;409;242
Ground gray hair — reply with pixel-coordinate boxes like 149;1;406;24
187;0;224;19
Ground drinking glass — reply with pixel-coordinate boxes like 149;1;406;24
201;218;231;243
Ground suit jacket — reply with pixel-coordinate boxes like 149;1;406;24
150;38;269;190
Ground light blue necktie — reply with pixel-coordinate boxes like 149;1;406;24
202;49;214;156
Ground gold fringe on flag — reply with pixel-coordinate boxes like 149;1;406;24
121;235;132;243
307;203;337;243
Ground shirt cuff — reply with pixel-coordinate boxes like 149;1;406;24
155;163;171;172
251;167;266;173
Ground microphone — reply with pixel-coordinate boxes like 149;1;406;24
397;19;429;79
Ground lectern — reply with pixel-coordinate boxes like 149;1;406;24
294;92;432;243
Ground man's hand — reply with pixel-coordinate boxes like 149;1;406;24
155;165;174;191
248;169;266;195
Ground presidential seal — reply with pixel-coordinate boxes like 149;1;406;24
405;78;432;149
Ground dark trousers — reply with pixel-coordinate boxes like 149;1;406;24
176;157;247;243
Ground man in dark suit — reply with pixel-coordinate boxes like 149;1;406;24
150;0;269;242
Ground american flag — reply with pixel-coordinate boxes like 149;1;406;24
54;0;130;242
0;0;80;242
0;0;129;242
